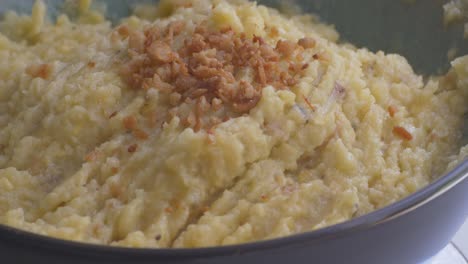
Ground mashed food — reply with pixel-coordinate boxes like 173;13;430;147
0;0;467;248
444;0;468;37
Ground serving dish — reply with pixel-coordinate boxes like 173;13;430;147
0;1;467;263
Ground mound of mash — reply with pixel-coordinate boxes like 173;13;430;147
0;0;467;248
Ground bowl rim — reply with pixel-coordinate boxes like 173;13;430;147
1;0;467;259
0;159;467;259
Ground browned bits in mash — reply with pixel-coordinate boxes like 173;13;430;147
298;37;316;49
87;61;96;68
127;144;138;153
84;150;99;162
147;41;175;63
388;106;397;117
206;127;216;143
123;116;138;130
269;27;279;38
393;126;413;141
133;128;149;140
119;21;315;131
109;111;118;119
109;182;122;197
26;63;52;80
117;25;131;37
302;95;316;111
276;40;296;57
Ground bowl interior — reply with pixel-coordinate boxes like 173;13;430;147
1;0;467;74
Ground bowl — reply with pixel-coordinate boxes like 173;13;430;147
0;1;467;263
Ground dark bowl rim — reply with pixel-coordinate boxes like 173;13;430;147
0;159;467;259
0;0;467;260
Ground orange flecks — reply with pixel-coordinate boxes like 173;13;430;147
109;111;118;119
127;144;138;153
298;37;316;49
26;63;52;80
302;95;316;111
109;182;122;197
393;126;413;141
207;127;216;144
388;106;397;118
123;116;138;130
84;150;99;162
117;25;130;37
133;129;149;140
270;27;279;38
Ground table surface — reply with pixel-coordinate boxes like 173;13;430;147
453;219;468;260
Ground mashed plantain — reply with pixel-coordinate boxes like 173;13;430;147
0;0;467;248
444;0;468;37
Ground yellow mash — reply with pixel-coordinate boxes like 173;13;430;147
444;0;468;37
0;0;467;248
